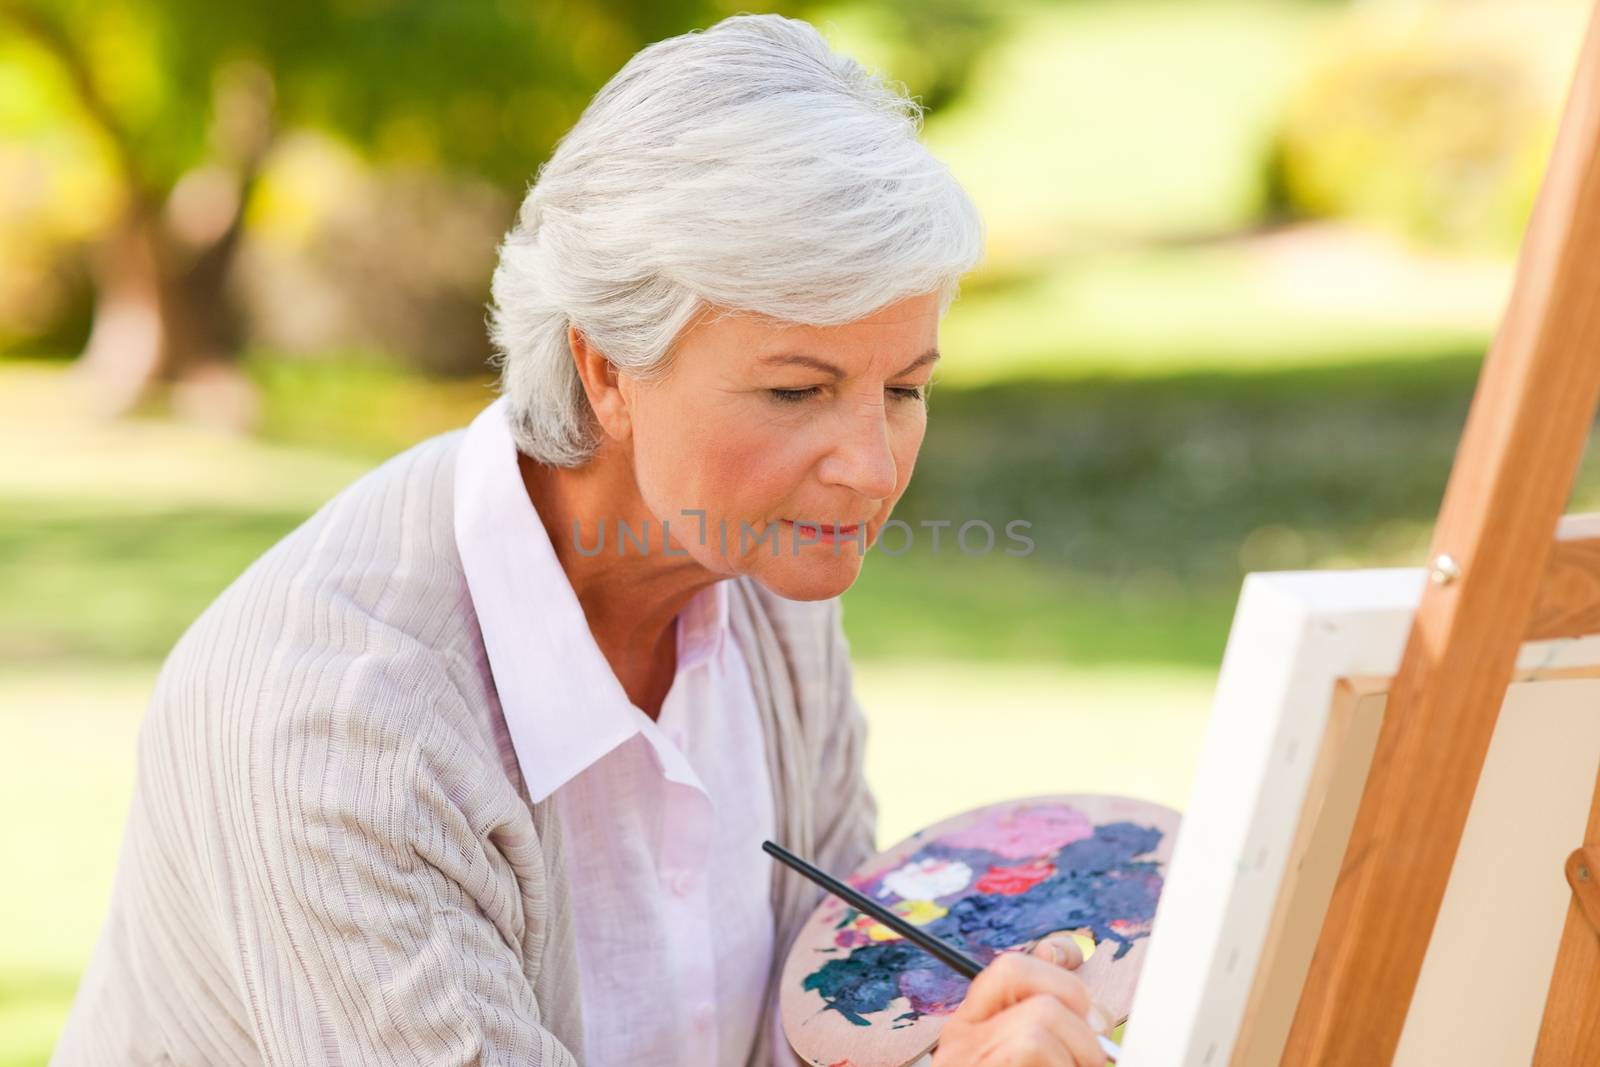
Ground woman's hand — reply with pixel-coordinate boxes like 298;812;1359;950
930;934;1113;1067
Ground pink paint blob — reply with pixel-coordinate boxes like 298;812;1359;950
833;928;871;949
941;804;1094;860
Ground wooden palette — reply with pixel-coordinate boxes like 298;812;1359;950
780;794;1181;1067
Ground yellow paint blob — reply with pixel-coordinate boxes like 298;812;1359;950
1070;931;1097;961
864;899;949;941
898;899;949;925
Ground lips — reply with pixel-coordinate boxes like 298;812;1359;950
783;520;865;535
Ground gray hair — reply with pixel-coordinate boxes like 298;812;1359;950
487;13;985;467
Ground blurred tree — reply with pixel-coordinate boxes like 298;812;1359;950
0;0;796;423
2;0;1007;423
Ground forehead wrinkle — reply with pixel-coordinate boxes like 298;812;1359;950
758;347;940;379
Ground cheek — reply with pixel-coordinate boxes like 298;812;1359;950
630;393;728;525
636;401;817;518
703;419;819;514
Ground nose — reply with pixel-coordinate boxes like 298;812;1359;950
818;393;898;502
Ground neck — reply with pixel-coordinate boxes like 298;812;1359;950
517;444;722;718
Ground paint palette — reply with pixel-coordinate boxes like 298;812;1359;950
779;794;1181;1067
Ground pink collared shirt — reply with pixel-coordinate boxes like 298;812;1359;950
455;397;783;1067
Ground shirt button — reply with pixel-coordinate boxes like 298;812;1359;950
692;1002;715;1030
669;869;699;897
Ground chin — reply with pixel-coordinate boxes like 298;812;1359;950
746;553;865;601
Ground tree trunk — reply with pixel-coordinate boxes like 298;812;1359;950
49;43;276;431
72;206;165;416
157;173;259;432
71;198;259;431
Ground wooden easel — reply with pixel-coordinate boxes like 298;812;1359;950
1279;3;1600;1063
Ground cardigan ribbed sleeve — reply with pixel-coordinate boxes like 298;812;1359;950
215;662;576;1066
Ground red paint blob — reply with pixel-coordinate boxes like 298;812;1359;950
975;859;1056;895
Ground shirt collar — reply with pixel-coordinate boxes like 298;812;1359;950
453;396;719;803
677;576;729;672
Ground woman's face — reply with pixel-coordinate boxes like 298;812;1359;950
621;292;940;601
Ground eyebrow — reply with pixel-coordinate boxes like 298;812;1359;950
760;348;941;379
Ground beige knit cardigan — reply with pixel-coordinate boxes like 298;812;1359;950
53;428;878;1066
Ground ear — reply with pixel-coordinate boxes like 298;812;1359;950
569;325;632;443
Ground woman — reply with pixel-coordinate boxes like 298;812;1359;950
55;14;1112;1067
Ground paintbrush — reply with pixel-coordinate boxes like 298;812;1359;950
762;839;1122;1063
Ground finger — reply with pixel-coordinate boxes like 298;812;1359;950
1031;932;1084;970
1004;994;1109;1067
960;950;1094;1023
1057;1005;1112;1067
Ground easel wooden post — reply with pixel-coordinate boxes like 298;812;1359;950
1279;2;1600;1062
1533;781;1600;1060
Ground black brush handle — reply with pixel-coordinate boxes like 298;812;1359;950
762;839;983;979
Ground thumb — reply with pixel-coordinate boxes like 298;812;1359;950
1030;931;1088;970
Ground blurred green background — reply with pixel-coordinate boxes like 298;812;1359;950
4;0;1599;1062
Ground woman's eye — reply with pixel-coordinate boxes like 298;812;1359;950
768;385;925;404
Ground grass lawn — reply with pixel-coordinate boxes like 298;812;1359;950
0;670;146;1067
936;232;1508;385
